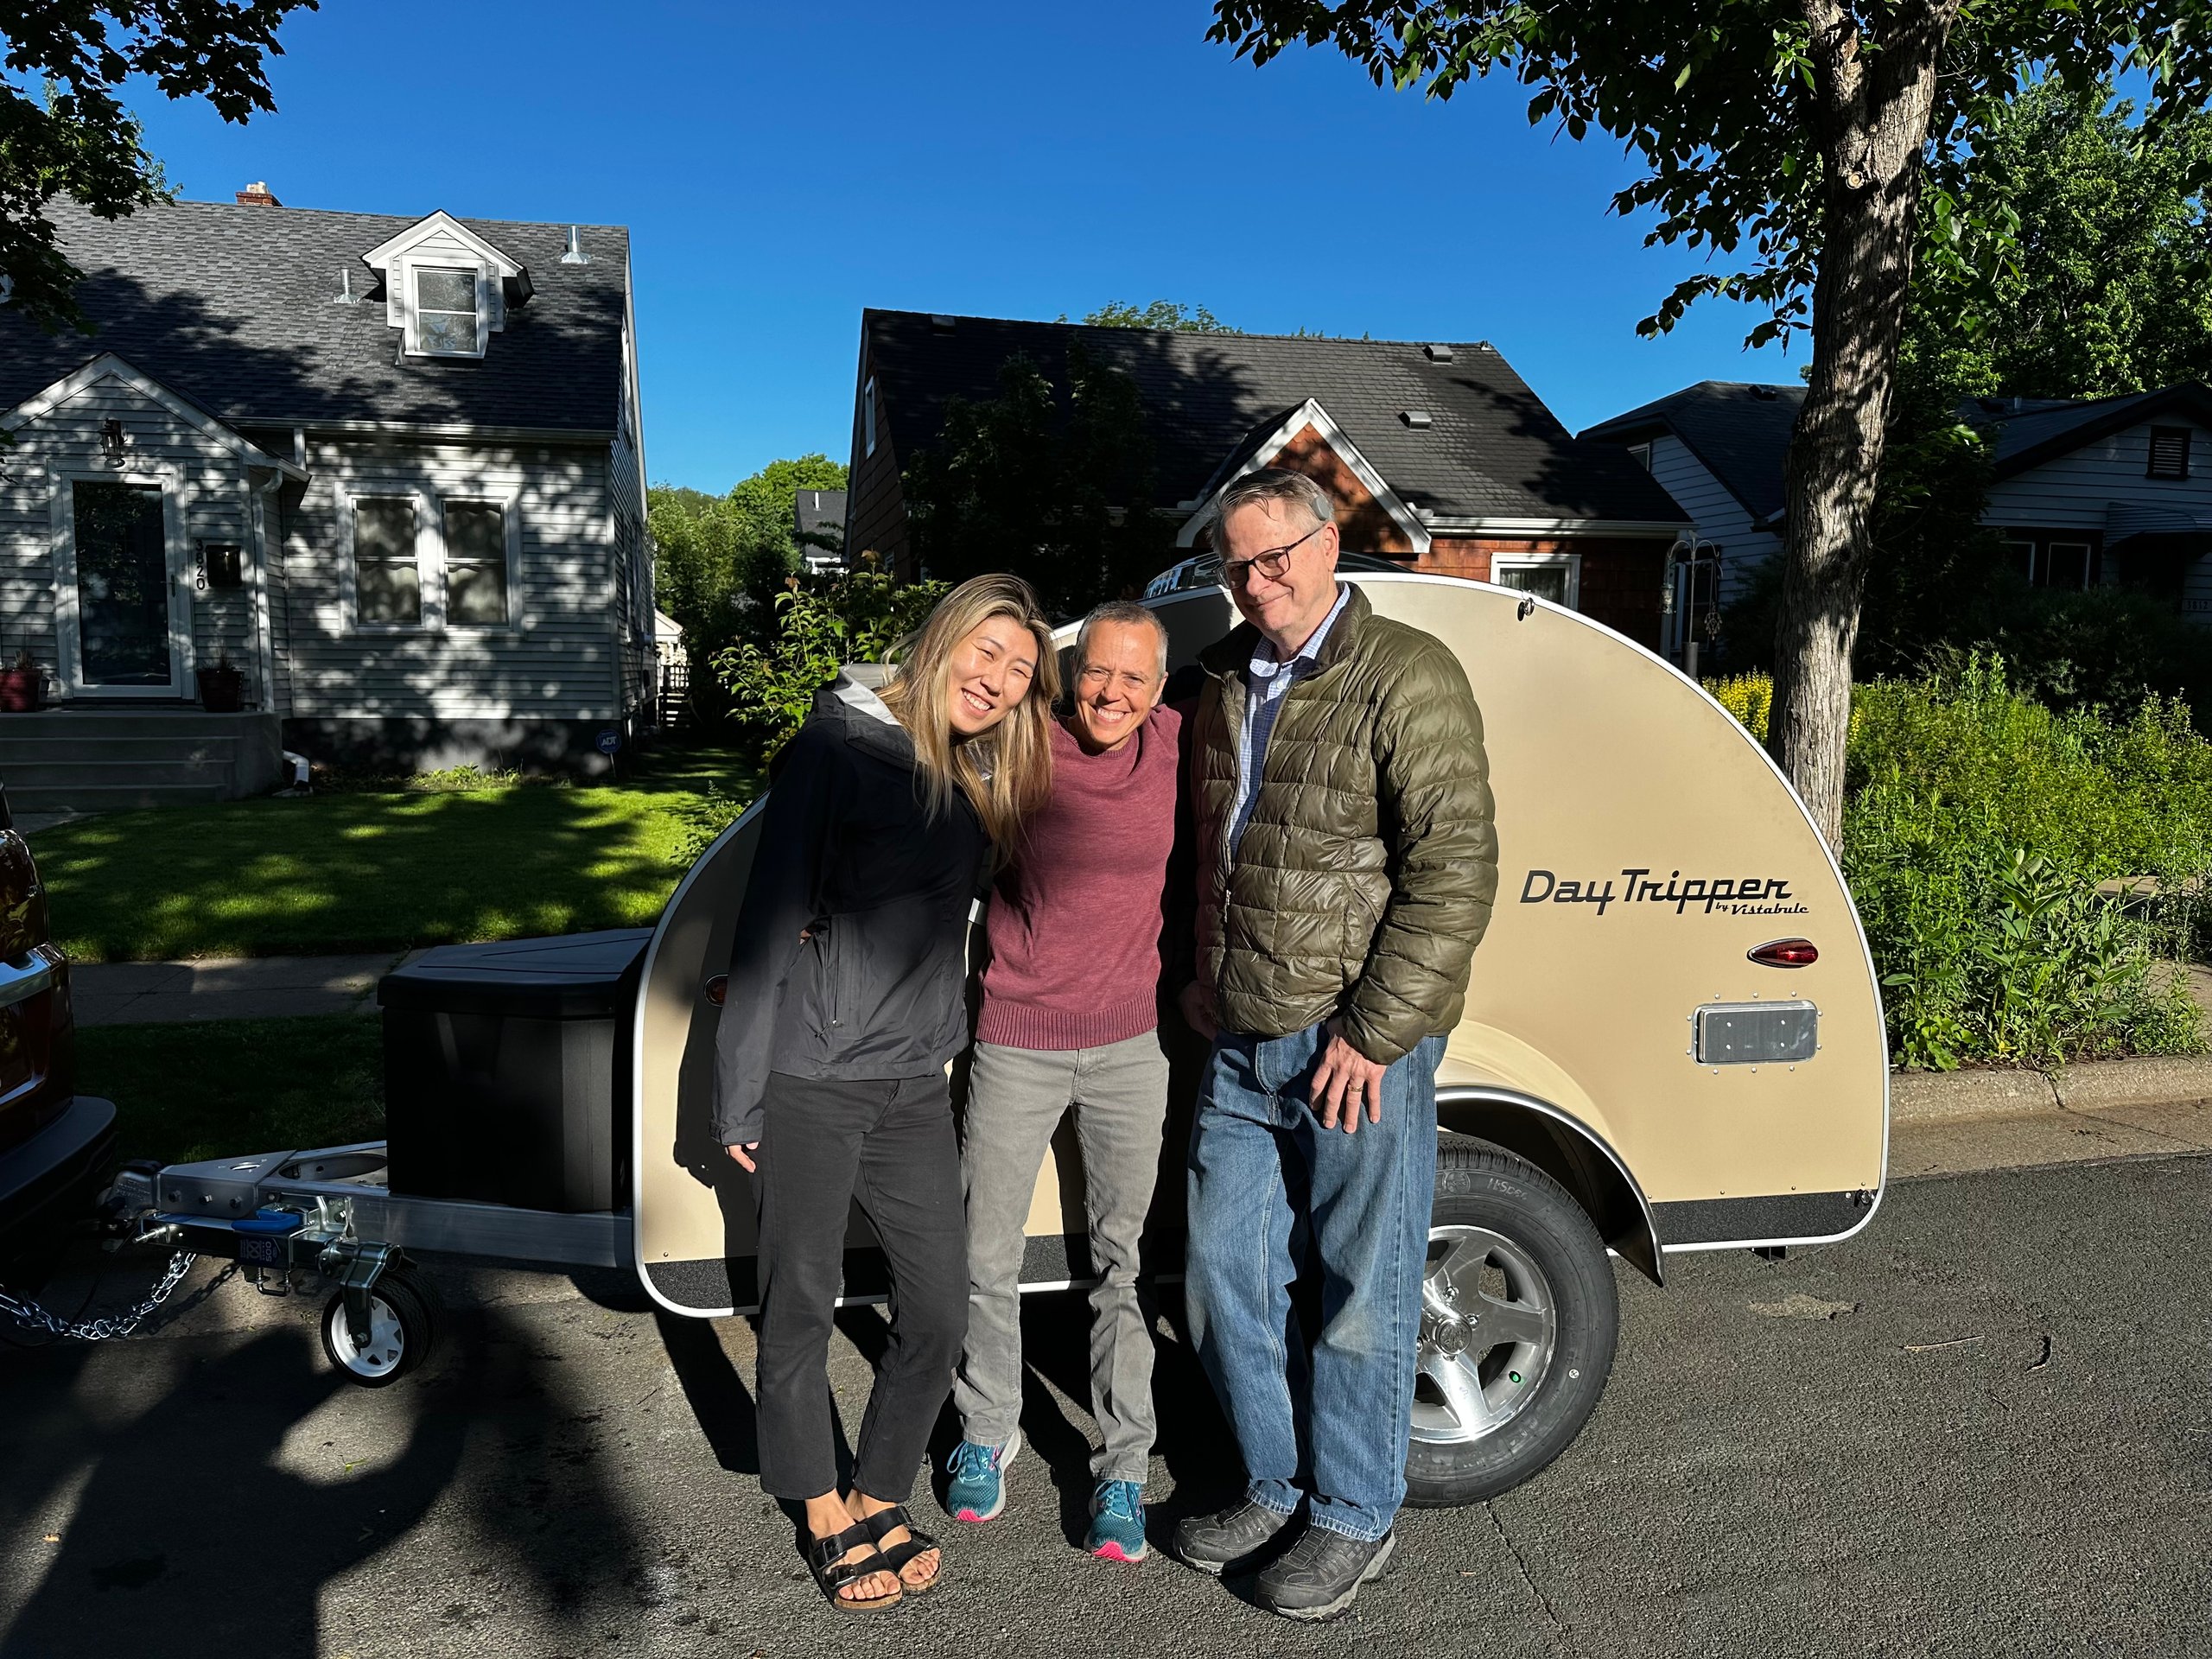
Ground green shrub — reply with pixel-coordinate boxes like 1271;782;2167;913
1710;657;2212;1068
711;568;947;764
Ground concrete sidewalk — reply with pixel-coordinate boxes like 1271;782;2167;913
68;950;423;1027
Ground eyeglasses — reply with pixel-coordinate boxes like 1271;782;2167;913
1218;522;1325;589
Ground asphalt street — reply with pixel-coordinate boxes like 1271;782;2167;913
3;1149;2209;1659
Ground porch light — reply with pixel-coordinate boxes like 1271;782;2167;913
99;418;126;464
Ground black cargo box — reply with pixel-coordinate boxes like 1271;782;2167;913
379;930;651;1214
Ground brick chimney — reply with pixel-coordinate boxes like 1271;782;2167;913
235;181;280;207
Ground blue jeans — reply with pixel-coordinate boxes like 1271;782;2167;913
1183;1020;1443;1541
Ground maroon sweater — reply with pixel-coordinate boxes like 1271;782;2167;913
977;705;1183;1050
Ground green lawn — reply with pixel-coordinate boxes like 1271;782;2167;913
75;1014;385;1166
35;742;757;963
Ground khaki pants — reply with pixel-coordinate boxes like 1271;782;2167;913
952;1031;1170;1483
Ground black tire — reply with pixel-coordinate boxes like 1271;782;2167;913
319;1265;439;1388
1402;1135;1619;1507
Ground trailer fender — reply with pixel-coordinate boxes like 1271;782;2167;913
1434;1085;1662;1287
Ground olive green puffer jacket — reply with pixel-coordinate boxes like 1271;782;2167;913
1189;586;1498;1064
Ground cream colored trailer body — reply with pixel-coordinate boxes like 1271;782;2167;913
632;572;1886;1319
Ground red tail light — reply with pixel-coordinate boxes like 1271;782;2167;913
1748;938;1818;969
705;975;728;1006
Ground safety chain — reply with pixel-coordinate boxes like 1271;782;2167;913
0;1250;200;1341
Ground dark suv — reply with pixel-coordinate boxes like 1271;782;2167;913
0;787;113;1270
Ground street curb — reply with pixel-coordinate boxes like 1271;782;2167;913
1891;1053;2212;1124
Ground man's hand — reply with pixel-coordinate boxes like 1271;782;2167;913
1310;1020;1388;1133
726;1142;760;1173
1178;980;1219;1042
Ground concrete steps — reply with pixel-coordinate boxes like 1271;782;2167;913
0;709;282;815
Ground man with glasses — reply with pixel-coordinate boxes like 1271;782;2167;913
1171;467;1497;1620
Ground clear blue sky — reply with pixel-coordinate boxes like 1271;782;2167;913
126;0;1796;493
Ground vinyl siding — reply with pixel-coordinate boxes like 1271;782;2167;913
1984;419;2212;620
278;435;620;720
1643;435;1781;605
0;378;269;702
609;423;652;713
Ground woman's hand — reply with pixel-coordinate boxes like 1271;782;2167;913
726;1142;760;1173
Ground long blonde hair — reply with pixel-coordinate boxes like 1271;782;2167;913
880;573;1059;851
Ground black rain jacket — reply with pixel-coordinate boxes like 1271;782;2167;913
709;676;989;1147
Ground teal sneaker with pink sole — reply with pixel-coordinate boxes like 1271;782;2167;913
1086;1480;1149;1563
944;1429;1020;1523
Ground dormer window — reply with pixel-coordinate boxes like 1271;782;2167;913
360;210;531;364
415;267;481;357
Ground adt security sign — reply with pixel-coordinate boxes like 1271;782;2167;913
595;728;622;758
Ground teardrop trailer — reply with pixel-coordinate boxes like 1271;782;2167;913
96;572;1888;1501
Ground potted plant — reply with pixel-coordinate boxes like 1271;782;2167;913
0;647;41;713
196;648;245;714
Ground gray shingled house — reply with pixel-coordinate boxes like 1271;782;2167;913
846;311;1688;648
0;188;652;810
1584;379;2212;632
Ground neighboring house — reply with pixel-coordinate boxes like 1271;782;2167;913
848;311;1688;646
1584;379;2212;638
795;486;846;574
653;607;686;676
0;187;652;807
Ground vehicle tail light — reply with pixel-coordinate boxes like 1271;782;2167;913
705;975;727;1006
1748;938;1818;969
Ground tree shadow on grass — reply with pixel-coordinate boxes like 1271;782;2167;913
39;772;762;962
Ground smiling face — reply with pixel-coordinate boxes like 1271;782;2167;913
1070;617;1166;753
1217;495;1342;657
944;612;1040;737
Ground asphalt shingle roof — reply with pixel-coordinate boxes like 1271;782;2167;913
1581;380;1806;523
795;487;847;541
864;311;1686;526
0;198;630;433
1585;379;2212;512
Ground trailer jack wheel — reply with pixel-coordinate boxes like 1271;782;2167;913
321;1266;438;1388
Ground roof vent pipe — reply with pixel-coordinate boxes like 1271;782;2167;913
334;268;360;304
561;226;590;264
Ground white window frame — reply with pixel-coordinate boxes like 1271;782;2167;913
1626;441;1654;472
50;467;192;698
1491;552;1582;610
863;376;878;456
2046;540;2094;592
2001;538;2037;581
343;491;433;632
439;492;523;631
403;259;493;359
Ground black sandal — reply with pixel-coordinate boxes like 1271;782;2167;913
805;1520;902;1612
860;1504;943;1593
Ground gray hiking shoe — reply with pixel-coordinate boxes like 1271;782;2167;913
1255;1526;1395;1622
1169;1499;1298;1576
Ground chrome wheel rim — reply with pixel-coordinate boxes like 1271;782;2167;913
1410;1224;1557;1446
329;1294;404;1376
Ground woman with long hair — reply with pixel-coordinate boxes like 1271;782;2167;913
709;573;1059;1611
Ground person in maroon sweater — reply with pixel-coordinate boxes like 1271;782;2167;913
945;600;1183;1562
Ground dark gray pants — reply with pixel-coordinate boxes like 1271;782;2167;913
952;1033;1170;1481
753;1070;968;1502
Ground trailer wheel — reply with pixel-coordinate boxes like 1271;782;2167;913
1403;1136;1618;1507
320;1267;439;1388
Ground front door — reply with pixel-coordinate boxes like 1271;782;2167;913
67;480;181;695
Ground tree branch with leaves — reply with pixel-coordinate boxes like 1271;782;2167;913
0;1;316;333
1208;0;2211;845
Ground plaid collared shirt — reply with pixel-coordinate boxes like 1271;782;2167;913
1227;582;1351;854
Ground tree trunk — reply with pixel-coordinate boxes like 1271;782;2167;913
1767;0;1959;849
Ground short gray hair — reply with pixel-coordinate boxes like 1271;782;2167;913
1212;467;1337;548
1073;600;1167;680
